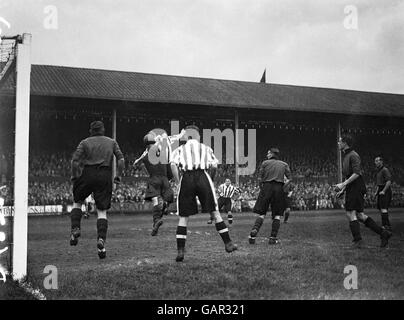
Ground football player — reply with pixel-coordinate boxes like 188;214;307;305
133;129;186;235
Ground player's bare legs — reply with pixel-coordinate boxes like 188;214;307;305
70;202;83;246
96;209;108;259
380;209;392;231
356;212;392;248
284;208;290;223
176;211;237;262
249;214;265;244
151;196;164;236
175;216;188;262
269;215;281;245
227;210;233;225
212;211;237;253
346;210;363;248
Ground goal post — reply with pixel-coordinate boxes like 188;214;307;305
12;33;31;280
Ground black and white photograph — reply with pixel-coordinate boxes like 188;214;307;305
0;0;404;305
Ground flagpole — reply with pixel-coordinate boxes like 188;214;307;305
260;68;266;83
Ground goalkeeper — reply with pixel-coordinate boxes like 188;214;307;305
69;121;125;259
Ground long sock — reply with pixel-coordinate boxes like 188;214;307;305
215;221;231;244
162;201;169;215
364;217;382;235
381;213;390;227
97;218;108;241
252;216;264;233
284;210;290;222
176;226;187;250
271;219;281;238
152;204;163;224
71;208;82;230
349;220;362;242
228;213;233;224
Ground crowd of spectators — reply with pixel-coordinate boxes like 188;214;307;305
6;137;401;187
1;176;403;211
28;181;71;206
0;132;403;211
29;152;71;178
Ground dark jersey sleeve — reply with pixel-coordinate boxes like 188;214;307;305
258;161;266;183
383;167;392;182
284;163;291;179
72;140;86;162
113;140;124;161
350;153;361;175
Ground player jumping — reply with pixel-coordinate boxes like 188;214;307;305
133;129;185;236
170;125;238;262
70;121;125;259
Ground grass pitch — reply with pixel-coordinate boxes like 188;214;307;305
2;209;404;300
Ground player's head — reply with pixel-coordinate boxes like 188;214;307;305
89;121;105;136
375;156;384;168
143;132;156;148
225;178;231;186
184;125;200;142
267;147;280;159
338;134;353;150
149;128;167;137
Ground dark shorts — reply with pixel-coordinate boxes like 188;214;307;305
218;197;232;213
73;166;112;211
377;186;392;210
253;181;285;218
145;175;174;203
345;176;366;212
177;170;217;217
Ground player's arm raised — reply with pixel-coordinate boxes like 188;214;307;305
133;149;148;168
168;129;187;144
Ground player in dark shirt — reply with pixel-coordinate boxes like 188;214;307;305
249;147;291;245
133;130;182;236
335;135;391;248
70;121;125;259
374;156;393;231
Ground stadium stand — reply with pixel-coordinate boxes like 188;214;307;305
1;65;403;212
1;131;403;211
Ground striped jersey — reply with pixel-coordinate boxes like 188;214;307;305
218;184;241;198
171;139;219;171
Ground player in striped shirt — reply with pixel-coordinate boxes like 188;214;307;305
208;178;241;225
170;125;238;262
